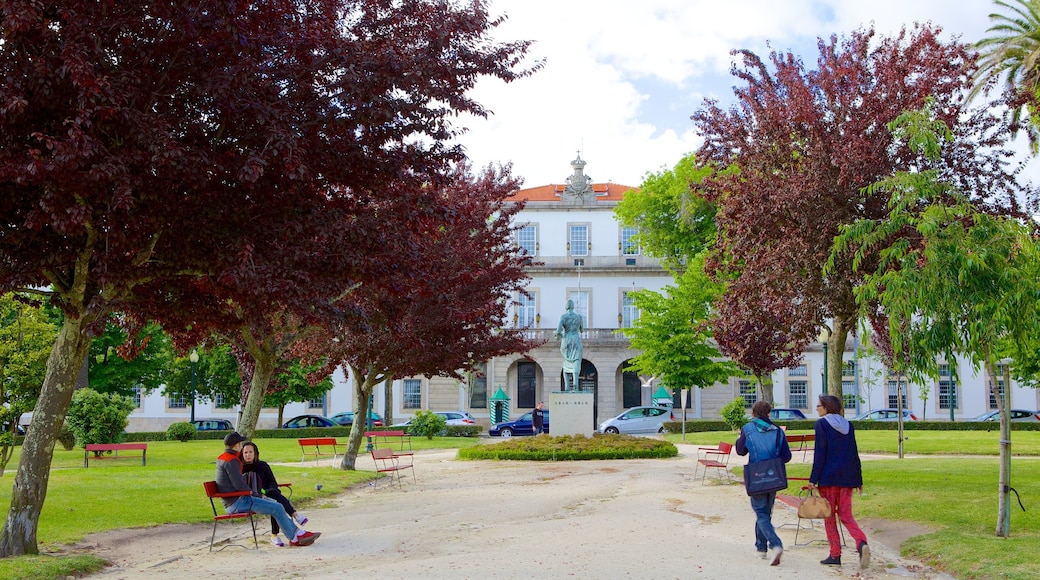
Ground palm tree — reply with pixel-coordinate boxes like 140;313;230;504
971;0;1040;147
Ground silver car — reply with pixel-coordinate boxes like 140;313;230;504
851;409;917;421
973;409;1040;422
598;406;674;434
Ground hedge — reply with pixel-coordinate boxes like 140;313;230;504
661;419;1040;434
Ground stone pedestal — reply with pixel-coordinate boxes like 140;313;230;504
549;391;595;437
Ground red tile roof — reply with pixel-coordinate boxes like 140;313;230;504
508;182;637;202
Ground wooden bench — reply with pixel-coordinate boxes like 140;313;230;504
786;433;815;461
298;437;342;463
370;447;414;487
203;480;258;551
365;430;413;457
84;443;147;467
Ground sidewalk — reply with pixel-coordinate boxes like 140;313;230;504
81;443;954;579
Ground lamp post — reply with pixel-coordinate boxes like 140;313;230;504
819;328;831;395
189;349;199;423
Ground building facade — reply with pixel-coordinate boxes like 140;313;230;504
125;157;1040;431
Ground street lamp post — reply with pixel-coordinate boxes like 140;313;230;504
189;350;199;423
819;328;831;395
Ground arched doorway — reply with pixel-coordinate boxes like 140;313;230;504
621;368;641;409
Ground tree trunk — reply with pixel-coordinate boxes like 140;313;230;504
757;374;774;404
827;319;850;409
990;359;1012;537
237;349;277;440
383;376;394;427
0;317;91;556
340;367;380;470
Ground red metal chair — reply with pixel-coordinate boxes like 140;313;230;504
203;481;258;551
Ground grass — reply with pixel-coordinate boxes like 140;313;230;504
668;430;1040;579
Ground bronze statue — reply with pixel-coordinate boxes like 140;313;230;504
555;299;584;390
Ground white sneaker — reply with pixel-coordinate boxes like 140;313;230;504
295;513;308;526
768;546;783;566
271;534;285;547
756;550;767;560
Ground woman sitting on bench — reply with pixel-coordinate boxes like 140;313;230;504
241;441;308;547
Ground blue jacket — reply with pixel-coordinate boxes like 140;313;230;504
736;418;792;464
810;415;863;488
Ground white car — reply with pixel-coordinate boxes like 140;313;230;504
393;411;476;427
973;409;1040;422
598;406;674;435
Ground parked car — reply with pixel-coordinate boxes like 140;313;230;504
851;409;918;422
282;414;336;429
330;411;383;427
598;406;674;435
392;411;476;427
973;409;1040;422
765;408;807;421
488;411;549;437
191;419;233;431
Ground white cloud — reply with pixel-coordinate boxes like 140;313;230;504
455;0;1038;188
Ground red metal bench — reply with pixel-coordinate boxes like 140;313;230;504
297;437;341;463
365;430;413;458
84;443;147;467
370;447;414;487
203;481;258;551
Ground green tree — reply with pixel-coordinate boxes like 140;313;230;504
619;256;738;395
0;294;57;476
162;344;244;415
971;0;1040;146
65;389;136;448
263;359;335;427
88;322;174;399
831;105;1040;537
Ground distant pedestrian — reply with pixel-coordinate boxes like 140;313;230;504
736;400;792;566
809;394;870;569
532;401;545;434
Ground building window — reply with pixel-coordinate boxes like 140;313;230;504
568;290;590;329
308;395;325;410
621;291;638;328
621;226;639;256
214;393;232;409
842;360;856;376
788;380;808;409
169;395;187;409
403;379;422;409
887;377;908;409
517;224;537;256
739;380;757;408
518;362;536;407
131;385;143;409
988;364;1008;410
938;363;958;410
517;291;536;328
469;363;488;409
788;365;807;377
569;224;589;257
842;381;857;409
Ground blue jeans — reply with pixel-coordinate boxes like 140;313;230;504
227;495;299;538
750;492;782;551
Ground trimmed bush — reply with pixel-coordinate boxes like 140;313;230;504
66;388;136;447
719;397;748;432
166;422;197;442
458;433;677;461
408;410;448;439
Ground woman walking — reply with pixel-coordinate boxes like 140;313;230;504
809;394;870;569
735;400;792;566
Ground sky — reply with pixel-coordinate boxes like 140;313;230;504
452;0;1039;189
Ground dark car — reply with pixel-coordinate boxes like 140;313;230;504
488;410;549;437
282;414;336;429
770;408;807;421
191;419;233;431
329;411;383;427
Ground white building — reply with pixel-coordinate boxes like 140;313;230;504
126;157;1039;431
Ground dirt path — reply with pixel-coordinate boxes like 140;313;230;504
75;443;953;580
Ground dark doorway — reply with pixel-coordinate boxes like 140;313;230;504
517;361;536;408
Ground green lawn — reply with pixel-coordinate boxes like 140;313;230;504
669;430;1040;579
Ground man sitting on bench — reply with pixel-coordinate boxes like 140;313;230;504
215;432;320;547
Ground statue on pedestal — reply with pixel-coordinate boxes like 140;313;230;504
554;299;584;391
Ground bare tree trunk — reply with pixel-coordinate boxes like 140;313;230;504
757;374;774;404
340;367;383;470
990;358;1011;537
383;376;394;427
0;317;91;556
827;318;851;409
896;371;905;459
237;349;277;440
